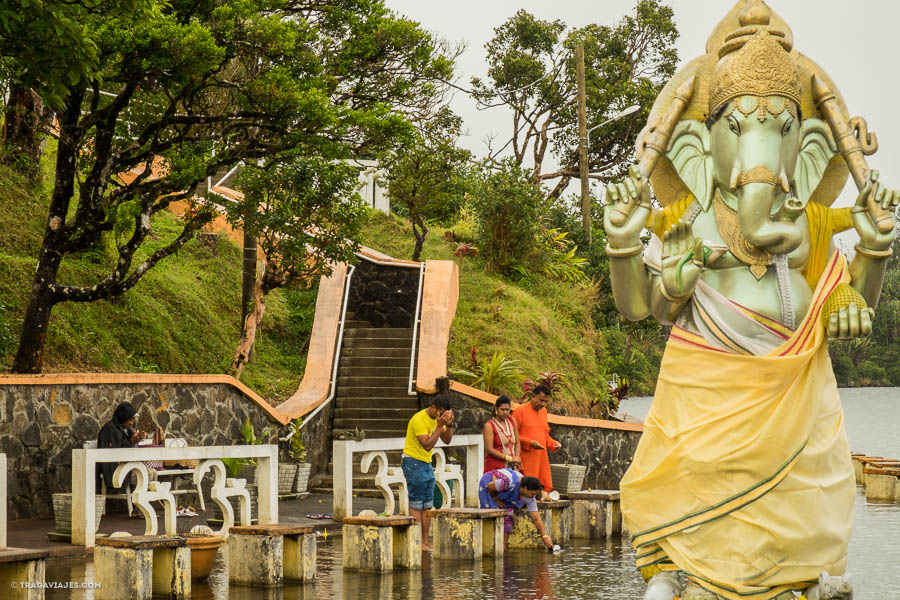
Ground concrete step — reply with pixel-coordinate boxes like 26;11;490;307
343;319;371;329
333;428;408;439
313;474;375;487
334;407;417;420
337;375;408;388
333;418;408;432
337;386;410;398
339;366;410;378
334;397;419;410
310;484;392;499
338;357;410;368
340;347;410;359
343;328;412;339
343;337;413;349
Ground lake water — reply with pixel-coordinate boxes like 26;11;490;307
45;387;900;599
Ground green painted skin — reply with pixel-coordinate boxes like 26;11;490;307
603;95;897;338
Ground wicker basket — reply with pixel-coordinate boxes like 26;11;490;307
549;463;586;494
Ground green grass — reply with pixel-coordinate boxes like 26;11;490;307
0;148;614;410
360;212;609;412
0;156;314;403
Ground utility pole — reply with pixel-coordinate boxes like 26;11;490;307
576;44;591;244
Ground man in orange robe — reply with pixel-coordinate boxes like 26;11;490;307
512;384;560;493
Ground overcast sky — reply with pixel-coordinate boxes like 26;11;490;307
384;0;900;237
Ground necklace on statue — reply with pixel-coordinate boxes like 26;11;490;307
713;190;771;280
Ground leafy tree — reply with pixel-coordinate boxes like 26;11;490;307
472;0;678;199
9;0;455;373
224;157;367;378
468;159;545;273
385;107;471;260
0;0;159;166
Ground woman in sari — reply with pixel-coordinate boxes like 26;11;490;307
483;395;521;472
478;468;553;549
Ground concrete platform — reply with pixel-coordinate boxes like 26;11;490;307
5;492;385;559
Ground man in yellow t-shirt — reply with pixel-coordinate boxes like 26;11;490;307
401;394;453;551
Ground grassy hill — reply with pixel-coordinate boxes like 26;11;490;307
1;149;621;412
0;153;316;402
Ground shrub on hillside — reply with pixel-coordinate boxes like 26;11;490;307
447;203;478;244
468;160;544;273
531;225;589;284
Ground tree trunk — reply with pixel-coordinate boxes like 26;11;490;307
11;266;59;373
10;93;82;373
411;218;427;262
229;264;267;380
3;84;51;170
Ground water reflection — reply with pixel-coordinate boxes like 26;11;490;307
44;492;900;598
45;534;647;599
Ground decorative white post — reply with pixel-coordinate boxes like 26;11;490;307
71;448;94;547
333;435;483;520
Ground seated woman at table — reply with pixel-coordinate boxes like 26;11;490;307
478;468;554;549
96;402;148;517
482;395;521;472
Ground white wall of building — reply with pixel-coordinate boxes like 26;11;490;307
354;160;389;214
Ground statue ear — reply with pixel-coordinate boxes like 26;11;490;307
795;118;838;203
666;120;713;210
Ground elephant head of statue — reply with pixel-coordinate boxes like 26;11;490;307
664;30;837;256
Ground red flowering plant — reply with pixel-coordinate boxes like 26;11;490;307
522;371;566;400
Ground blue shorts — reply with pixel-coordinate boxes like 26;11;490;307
401;455;435;511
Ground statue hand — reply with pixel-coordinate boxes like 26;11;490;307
661;220;702;301
603;165;651;248
853;170;899;251
826;303;874;339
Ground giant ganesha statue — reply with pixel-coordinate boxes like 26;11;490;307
604;2;898;599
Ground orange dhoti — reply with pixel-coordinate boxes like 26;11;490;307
512;403;559;492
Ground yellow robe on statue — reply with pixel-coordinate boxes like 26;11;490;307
622;243;856;598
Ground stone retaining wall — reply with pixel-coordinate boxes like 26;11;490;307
347;260;419;328
434;386;642;491
0;379;332;519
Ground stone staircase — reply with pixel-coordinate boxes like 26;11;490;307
311;316;419;495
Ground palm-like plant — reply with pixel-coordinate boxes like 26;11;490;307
450;348;525;394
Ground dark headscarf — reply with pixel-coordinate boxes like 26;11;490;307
113;402;137;425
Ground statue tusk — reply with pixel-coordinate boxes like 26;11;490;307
778;169;791;194
729;161;741;190
812;74;894;234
